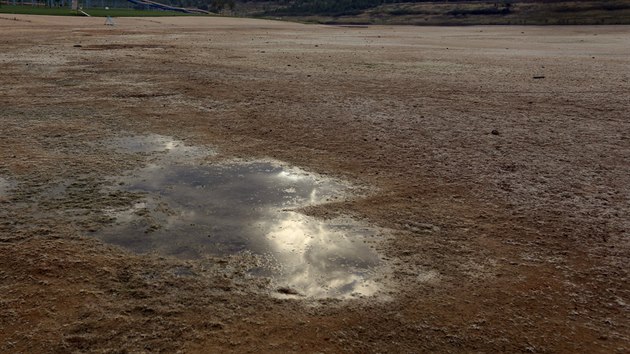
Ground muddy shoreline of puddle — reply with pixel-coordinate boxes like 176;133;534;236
97;134;389;299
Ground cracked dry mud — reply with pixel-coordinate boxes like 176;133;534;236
1;15;629;353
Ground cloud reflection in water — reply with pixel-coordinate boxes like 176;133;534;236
102;136;382;298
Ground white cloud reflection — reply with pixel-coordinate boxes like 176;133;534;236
264;212;380;298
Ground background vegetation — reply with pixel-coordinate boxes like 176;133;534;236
0;4;196;15
240;0;630;25
1;0;629;24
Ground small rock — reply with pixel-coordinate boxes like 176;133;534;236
277;287;301;296
73;44;82;48
491;129;500;135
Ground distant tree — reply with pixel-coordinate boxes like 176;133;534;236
210;0;231;12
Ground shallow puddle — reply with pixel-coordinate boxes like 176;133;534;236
101;135;383;298
108;134;209;160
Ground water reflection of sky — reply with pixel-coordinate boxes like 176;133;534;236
109;134;183;153
101;135;382;298
109;134;208;160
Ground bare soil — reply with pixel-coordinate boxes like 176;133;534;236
0;15;629;353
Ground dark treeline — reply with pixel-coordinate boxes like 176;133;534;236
269;0;403;16
259;0;509;16
141;0;235;11
71;0;628;16
242;0;619;17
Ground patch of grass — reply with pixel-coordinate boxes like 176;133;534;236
447;5;511;17
0;4;75;15
0;5;201;17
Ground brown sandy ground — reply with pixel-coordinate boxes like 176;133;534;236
0;15;629;352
